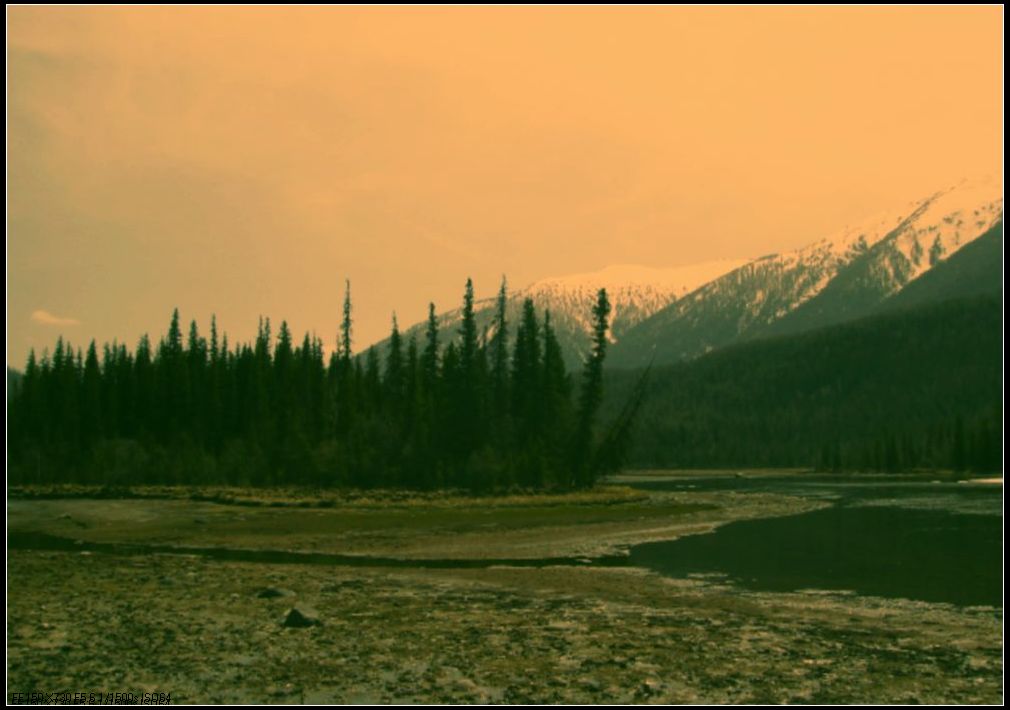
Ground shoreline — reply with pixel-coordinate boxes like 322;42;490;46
7;488;824;561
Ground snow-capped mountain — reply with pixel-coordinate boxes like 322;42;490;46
382;176;1001;370
608;176;1003;367
521;260;747;341
391;260;746;368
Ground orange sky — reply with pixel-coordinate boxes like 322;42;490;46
6;6;1003;366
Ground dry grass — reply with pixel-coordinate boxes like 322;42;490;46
8;483;650;509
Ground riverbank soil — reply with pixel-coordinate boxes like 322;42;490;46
6;484;1003;704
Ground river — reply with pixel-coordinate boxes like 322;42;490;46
625;473;1002;606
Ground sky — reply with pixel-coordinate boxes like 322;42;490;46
6;6;1003;366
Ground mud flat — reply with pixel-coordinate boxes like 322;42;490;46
6;485;1003;704
6;486;821;560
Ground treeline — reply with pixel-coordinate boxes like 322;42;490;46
604;296;1002;474
814;415;1001;474
8;280;632;490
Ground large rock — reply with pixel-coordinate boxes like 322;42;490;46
282;606;320;628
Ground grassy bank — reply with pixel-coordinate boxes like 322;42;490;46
7;485;822;560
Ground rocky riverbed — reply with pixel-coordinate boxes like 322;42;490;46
6;483;1003;704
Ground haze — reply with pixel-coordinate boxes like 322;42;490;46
6;6;1002;367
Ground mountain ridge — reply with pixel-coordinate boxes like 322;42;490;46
377;176;1002;369
609;176;1002;366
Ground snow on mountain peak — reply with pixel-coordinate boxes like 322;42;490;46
912;175;1002;232
526;260;748;298
789;174;1002;263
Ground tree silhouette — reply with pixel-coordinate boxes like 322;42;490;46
7;278;635;490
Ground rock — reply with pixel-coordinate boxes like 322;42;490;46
321;580;365;593
257;586;294;599
638;678;661;696
283;606;320;628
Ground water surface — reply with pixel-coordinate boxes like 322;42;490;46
626;474;1002;606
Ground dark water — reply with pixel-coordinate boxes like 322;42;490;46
625;474;1003;606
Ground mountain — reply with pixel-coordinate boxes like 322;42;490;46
875;220;1002;313
603;295;1002;471
608;177;1003;367
381;177;1001;369
391;260;746;368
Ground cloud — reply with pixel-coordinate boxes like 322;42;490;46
31;309;80;326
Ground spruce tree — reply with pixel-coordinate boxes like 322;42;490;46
81;341;103;446
460;278;479;377
421;303;440;394
572;288;611;488
511;298;543;486
385;314;405;417
541;310;571;483
340;279;353;363
489;277;510;428
456;278;486;468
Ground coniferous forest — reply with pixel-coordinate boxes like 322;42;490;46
604;296;1002;474
7;280;636;490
